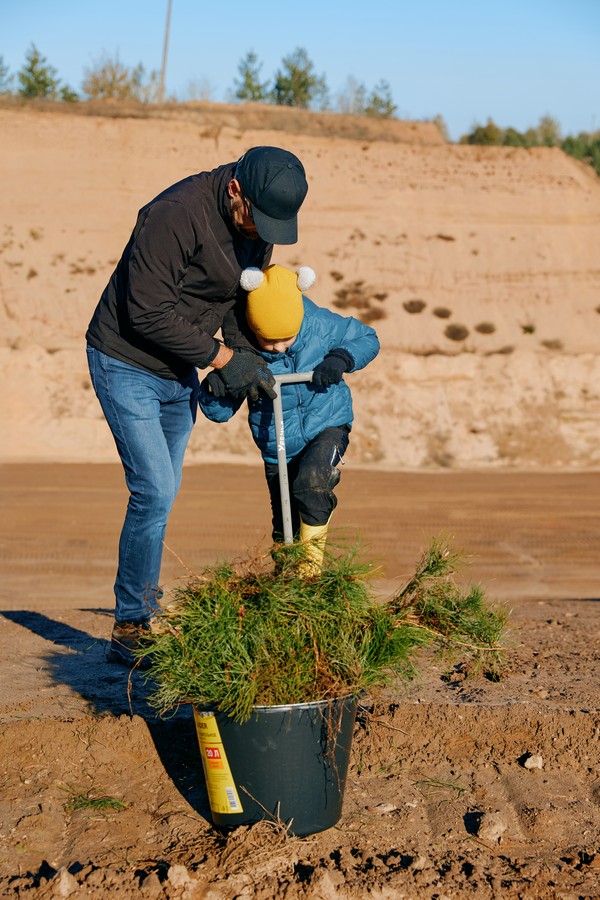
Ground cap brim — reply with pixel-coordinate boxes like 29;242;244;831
251;205;298;245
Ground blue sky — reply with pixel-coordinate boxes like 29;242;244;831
2;0;599;141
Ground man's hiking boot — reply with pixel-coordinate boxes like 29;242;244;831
109;620;156;669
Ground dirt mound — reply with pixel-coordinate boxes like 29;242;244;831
1;105;600;468
0;96;446;146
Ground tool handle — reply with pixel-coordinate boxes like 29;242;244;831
272;372;314;544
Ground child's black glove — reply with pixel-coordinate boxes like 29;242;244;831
202;371;228;398
216;349;276;402
312;349;354;387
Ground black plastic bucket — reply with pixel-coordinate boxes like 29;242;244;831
193;695;358;836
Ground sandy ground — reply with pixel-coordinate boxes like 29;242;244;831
0;464;598;898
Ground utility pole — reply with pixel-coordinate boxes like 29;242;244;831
159;0;173;104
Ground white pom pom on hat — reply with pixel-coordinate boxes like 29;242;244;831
296;266;316;292
239;267;265;291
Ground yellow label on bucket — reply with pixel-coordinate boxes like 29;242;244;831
193;709;243;815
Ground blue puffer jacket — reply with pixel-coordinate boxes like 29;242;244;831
199;297;380;463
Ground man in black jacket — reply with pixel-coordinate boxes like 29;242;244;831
86;146;308;667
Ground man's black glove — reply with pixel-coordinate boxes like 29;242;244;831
216;349;276;402
312;349;354;388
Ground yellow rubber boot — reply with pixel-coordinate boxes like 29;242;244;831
298;518;330;578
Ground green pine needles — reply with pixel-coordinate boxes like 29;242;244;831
142;539;508;723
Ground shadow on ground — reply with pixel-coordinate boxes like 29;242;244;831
0;610;211;823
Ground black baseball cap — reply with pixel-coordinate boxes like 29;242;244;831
235;146;308;244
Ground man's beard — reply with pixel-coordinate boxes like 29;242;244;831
230;196;259;240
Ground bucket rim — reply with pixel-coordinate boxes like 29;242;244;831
193;693;359;716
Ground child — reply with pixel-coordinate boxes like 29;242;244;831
199;263;380;572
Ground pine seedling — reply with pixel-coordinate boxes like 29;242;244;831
141;538;508;722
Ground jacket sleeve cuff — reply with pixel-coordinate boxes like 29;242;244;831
206;338;226;367
329;348;355;371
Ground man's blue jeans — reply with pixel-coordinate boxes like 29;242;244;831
87;346;198;624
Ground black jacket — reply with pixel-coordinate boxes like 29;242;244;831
86;162;272;379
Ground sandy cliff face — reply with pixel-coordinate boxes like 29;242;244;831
1;106;599;468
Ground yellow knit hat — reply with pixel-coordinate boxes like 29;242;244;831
241;264;316;340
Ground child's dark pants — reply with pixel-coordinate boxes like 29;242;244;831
263;425;350;541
